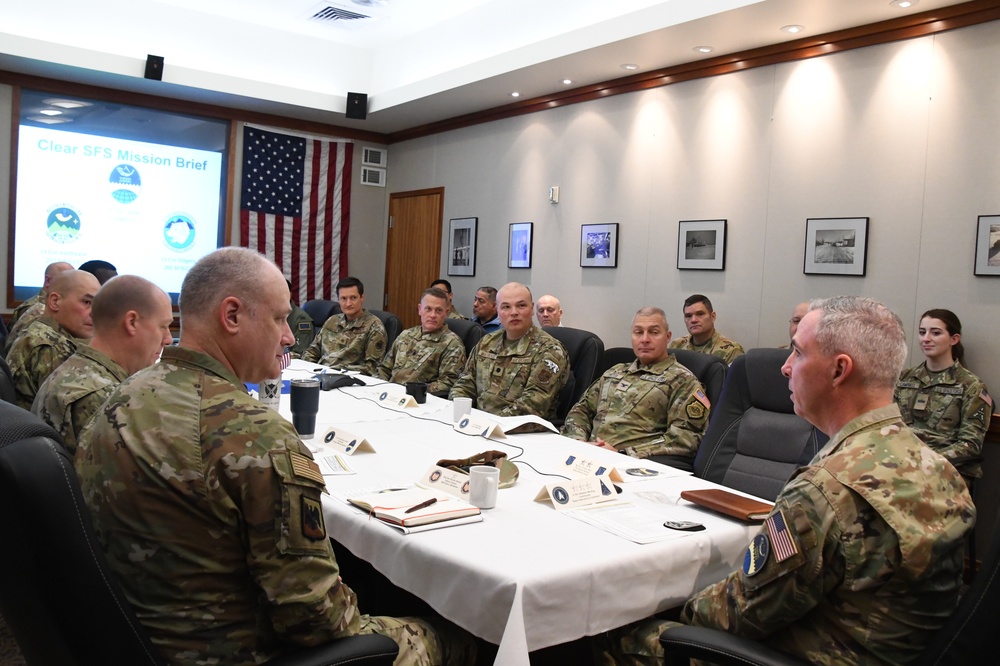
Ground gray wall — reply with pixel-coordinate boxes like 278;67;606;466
387;21;1000;393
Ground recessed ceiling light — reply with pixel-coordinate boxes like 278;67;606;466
38;109;63;116
43;98;91;109
890;0;918;8
693;46;714;54
781;25;805;34
510;92;521;98
620;63;639;71
562;79;573;85
28;116;71;124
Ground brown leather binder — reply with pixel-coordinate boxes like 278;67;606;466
680;488;773;522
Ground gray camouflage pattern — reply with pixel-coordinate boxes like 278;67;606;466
669;330;744;365
4;301;44;354
378;326;466;394
5;314;78;409
302;310;386;375
287;301;315;357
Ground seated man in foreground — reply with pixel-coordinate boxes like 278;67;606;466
301;276;386;375
599;296;975;665
378;287;466;394
562;307;708;461
450;282;569;420
75;248;473;666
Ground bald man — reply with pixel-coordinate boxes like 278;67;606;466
6;270;100;409
32;276;174;454
450;282;569;420
536;294;563;327
780;301;810;349
5;261;74;353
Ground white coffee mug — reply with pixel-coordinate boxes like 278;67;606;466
453;397;473;423
259;377;282;412
469;465;499;509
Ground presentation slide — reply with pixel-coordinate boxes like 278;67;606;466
14;124;224;299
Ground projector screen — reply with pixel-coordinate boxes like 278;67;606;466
11;90;229;304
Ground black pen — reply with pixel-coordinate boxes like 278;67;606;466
404;498;438;514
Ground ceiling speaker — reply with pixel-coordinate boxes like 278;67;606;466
144;55;164;81
346;92;368;120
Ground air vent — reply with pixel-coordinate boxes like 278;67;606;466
362;146;386;167
361;167;386;187
309;5;370;22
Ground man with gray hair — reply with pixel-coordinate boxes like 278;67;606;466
32;275;174;454
562;307;708;463
76;247;473;666
470;286;501;332
601;296;975;665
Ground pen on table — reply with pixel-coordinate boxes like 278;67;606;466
404;498;438;514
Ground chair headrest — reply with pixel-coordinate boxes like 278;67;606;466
740;348;795;414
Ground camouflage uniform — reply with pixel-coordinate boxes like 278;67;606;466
450;326;569;420
446;305;467;320
561;355;709;459
301;310;386;375
669;330;744;365
895;360;992;478
598;404;974;666
287;301;315;358
4;301;44;354
75;346;474;666
9;290;42;327
31;344;127;455
378;325;466;395
5;314;78;409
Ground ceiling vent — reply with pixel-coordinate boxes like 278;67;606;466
362;146;386;167
309;4;371;22
361;167;386;187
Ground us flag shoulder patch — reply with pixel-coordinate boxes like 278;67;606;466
765;509;799;563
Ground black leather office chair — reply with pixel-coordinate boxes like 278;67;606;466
692;348;826;502
0;356;15;404
0;402;398;666
445;318;486;357
542;326;605;422
0;314;7;353
302;299;341;329
369;309;403;353
596;346;636;378
659;512;1000;666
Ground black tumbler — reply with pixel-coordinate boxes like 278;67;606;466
405;381;428;404
290;378;321;438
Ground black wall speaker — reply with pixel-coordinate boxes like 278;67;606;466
144;55;164;81
346;92;368;120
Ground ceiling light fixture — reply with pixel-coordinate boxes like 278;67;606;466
620;63;639;71
43;98;91;109
510;92;521;98
890;0;918;8
781;25;805;34
28;116;71;124
38;109;63;116
562;79;573;85
693;46;714;54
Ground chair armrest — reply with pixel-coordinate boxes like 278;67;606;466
659;625;807;666
264;634;399;666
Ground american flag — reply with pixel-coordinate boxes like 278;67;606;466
239;126;353;302
765;509;799;563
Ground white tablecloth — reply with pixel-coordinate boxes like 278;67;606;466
279;374;757;665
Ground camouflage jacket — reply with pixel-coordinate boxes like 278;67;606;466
301;310;386;375
447;305;467;320
895;361;992;478
4;301;44;354
450;326;569;420
378;325;466;395
561;355;709;459
9;290;42;327
682;404;974;666
74;346;362;665
287;302;315;358
669;330;745;365
31;344;127;455
5;314;78;409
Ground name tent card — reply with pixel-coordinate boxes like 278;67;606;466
371;386;418;410
454;415;506;440
321;427;376;455
562;454;624;483
534;476;619;511
422;465;474;500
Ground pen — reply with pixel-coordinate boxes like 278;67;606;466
404;498;438;514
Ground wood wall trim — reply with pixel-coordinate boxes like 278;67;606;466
386;0;1000;144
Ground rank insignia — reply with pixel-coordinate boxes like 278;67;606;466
301;496;326;541
743;533;769;577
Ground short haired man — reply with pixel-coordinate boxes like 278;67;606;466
536;294;563;327
285;280;314;357
602;296;974;665
779;301;810;349
451;282;569;420
430;279;467;320
470;286;501;333
78;259;119;285
301;276;387;375
668;294;744;364
562;307;709;462
5;261;74;353
75;248;473;665
32;276;173;454
6;270;100;409
378;287;466;394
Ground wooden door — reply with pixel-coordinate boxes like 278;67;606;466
384;188;444;330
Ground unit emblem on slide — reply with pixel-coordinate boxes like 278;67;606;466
163;214;196;251
45;206;81;244
109;164;142;203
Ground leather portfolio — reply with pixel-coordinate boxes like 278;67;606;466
680;488;773;522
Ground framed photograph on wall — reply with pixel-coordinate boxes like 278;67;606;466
974;214;1000;276
677;219;727;270
447;217;477;276
580;223;619;268
803;217;869;276
508;222;533;268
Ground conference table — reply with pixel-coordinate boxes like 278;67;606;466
277;366;759;665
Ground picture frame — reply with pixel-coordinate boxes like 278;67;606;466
580;223;619;268
803;217;869;276
508;222;533;268
974;214;1000;276
447;217;477;276
677;219;727;270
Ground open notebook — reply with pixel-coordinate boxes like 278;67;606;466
348;488;481;528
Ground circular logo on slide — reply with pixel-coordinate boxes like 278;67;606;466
45;206;81;244
163;214;196;252
109;164;141;203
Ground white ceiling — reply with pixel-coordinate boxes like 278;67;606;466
0;0;970;136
